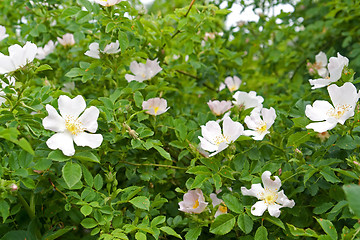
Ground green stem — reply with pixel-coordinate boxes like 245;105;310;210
119;160;187;170
17;193;35;220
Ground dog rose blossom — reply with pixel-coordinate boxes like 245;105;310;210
43;95;103;156
142;97;169;116
179;189;208;214
0;25;9;41
241;171;295;217
36;40;56;60
57;33;75;47
225;76;242;92
125;59;162;82
232;91;263;112
94;0;122;6
305;82;359;132
309;53;349;89
198;116;243;157
244;107;276;140
210;192;228;218
207;100;232;116
0;42;37;74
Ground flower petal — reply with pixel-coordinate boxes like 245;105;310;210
78;106;99;133
201;121;222;144
42;104;66;132
241;183;264;199
276;190;295;208
328;82;358;109
262;107;276;129
198;136;218;152
222;116;243;142
306;120;337;132
250;201;268;216
46;132;75;156
58;95;86;118
305;100;333;121
309;78;334;89
267;204;282;218
262;171;281;192
73;132;103;149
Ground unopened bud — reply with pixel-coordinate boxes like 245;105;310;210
10;183;18;192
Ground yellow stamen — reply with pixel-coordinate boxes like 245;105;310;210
219;204;228;213
257;122;267;133
213;135;230;146
193;199;199;209
153;106;159;114
328;104;351;119
259;189;278;205
65;116;84;135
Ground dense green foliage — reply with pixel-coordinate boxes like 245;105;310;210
0;0;360;239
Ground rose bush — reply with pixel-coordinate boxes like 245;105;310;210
0;0;360;239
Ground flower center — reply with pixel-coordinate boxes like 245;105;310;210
193;199;199;209
213;134;230;146
328;104;351;119
153;106;159;114
229;86;237;92
65;116;84;135
260;189;278;205
142;73;146;79
257;121;267;133
218;204;228;213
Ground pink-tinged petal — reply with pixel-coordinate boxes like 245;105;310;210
210;193;222;207
179;189;208;214
233;76;242;89
241;183;264;199
78;106;99;133
305;100;333;121
315;51;327;67
46;132;75;156
328;82;358;109
43;105;66;132
201;121;222;144
276;190;295;208
58;95;86;118
250;201;268;216
222;116;243;142
218;82;226;91
261;171;281;192
306;120;337;132
198;136;218;152
267;204;282;218
317;68;328;78
129;61;143;75
73;132;103;149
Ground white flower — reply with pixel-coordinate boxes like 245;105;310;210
94;0;122;6
198;116;244;157
207;100;232;116
0;77;15;105
309;53;349;89
218;82;226;92
178;189;208;214
61;82;75;93
225;76;242;92
0;25;9;41
125;59;162;82
232;91;264;112
244;107;276;140
305;82;359;132
103;40;120;54
241;171;295;218
314;52;328;78
57;33;75;47
36;40;56;60
42;95;103;156
142;97;169;116
210;193;228;218
85;43;100;59
0;42;37;74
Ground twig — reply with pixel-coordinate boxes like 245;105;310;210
119;160;187;170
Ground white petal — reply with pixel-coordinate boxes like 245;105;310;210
210;193;222;207
125;74;136;82
58;95;86;118
129;61;143;75
267;204;282;217
328;82;358;108
198;136;218;152
306;120;337;132
46;132;75;156
241;183;264;199
317;68;328;78
42;105;66;132
0;55;15;74
78;106;99;133
201;121;222;144
250;201;268;216
223;117;243;142
305;100;333;121
276;190;295;208
309;78;333;89
73;132;103;149
262;107;276;128
208;142;228;157
315;51;327;67
261;171;281;192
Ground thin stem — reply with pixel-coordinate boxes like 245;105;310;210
17;193;36;220
119;160;187;170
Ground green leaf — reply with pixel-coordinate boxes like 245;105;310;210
237;213;253;234
16;138;35;155
219;166;235;180
151;216;166;227
190;175;208;189
61;6;81;18
343;184;360;218
254;226;268;240
287;131;317;148
106;22;116;33
41;226;75;240
160;226;182;239
185;227;201;240
2;230;36;240
118;31;129;52
153;145;172;160
65;68;84;78
94;174;103;191
129;196;150;211
315;218;337;240
81;218;97;229
0;200;9;223
337;135;357;150
135;232;146;240
320;167;341;183
81;165;94;187
62;162;82;188
35;64;53;73
80;205;92;217
287;224;319;237
134;91;144;108
264;216;285;229
73;152;100;163
222;194;242;214
186;166;212;175
48;150;70;162
209;214;236;235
